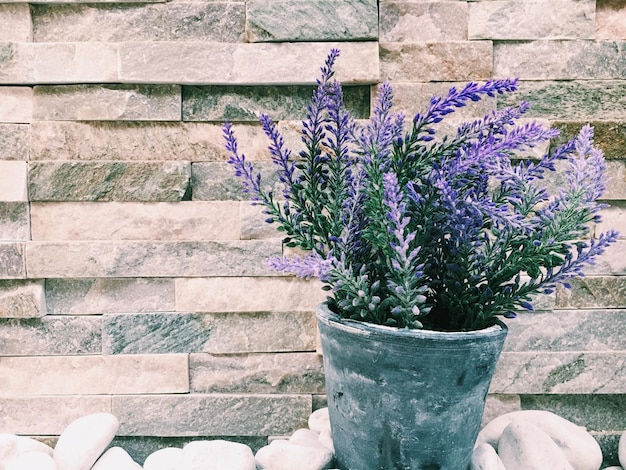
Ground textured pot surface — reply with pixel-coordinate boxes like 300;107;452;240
316;303;508;470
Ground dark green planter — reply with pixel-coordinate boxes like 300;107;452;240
316;303;508;470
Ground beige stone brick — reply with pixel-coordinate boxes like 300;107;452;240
31;202;240;241
119;41;379;85
190;352;325;393
30;121;233;161
596;0;626;39
25;240;280;278
0;161;27;201
0;4;32;42
0;280;45;318
175;277;326;312
0;396;112;435
380;41;492;82
113;394;311;436
0;354;189;396
482;394;521;427
33;85;180;121
380;1;467;42
0;88;33;123
491;351;626;394
468;0;595;40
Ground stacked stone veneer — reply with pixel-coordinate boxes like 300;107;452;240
1;0;626;464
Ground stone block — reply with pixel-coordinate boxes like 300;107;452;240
0;354;189;396
491;351;626;394
113;394;311;436
165;3;245;41
107;311;318;354
190;352;325;394
550;121;626;160
191;162;282;201
175;277;326;312
246;0;377;42
0;396;112;435
182;85;370;122
119;42;379;85
482;394;521;428
520;394;626;432
380;1;467;42
380;41;492;82
0;315;102;355
33;85;181;121
0;87;33;123
0;161;27;201
503;309;626;352
240;203;282;240
494;40;626;80
497;81;626;120
595;207;626;249
28;161;190;202
0;124;29;160
603;161;626;200
29;121;232;161
596;0;626;39
45;278;175;314
31;202;240;241
0;202;29;241
0;242;25;278
26;240;280;278
0;280;45;318
468;0;595;40
556;277;626;309
0;4;32;42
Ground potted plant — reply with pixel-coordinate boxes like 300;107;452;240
224;49;618;469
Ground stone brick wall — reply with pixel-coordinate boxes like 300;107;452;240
1;0;625;463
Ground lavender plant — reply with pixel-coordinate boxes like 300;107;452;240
224;49;618;331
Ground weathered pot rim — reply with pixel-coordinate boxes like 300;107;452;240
316;302;507;342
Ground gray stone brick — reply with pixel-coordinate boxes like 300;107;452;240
28;161;190;202
190;352;325;394
380;41;492;82
191;162;282;201
494;40;626;80
31;202;240;241
491;351;626;394
0;124;28;160
246;0;377;42
0;280;45;318
550;121;626;160
45;278;175;314
0;354;189;396
482;394;521;427
0;243;25;278
182;85;370;122
380;2;467;42
468;0;595;40
503;310;626;352
0;4;32;42
556;277;626;309
0;315;102;355
113;394;311;436
25;240;281;278
0;396;112;435
175;277;326;313
33;85;181;121
0;88;33;123
0;202;29;241
119;42;379;85
497;81;626;120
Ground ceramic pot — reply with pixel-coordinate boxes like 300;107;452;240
316;302;508;470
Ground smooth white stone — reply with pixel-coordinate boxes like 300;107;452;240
498;421;574;470
181;440;255;470
290;428;320;444
91;447;142;470
470;443;506;470
0;434;54;463
318;428;334;453
308;408;330;434
143;447;184;470
5;451;57;470
476;410;602;470
620;431;626;468
53;413;119;470
601;467;624;470
255;439;334;470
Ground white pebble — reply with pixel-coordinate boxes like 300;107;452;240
91;447;142;470
255;439;333;470
620;431;626;469
181;440;255;470
5;451;57;470
143;447;183;470
470;443;505;470
308;408;330;434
